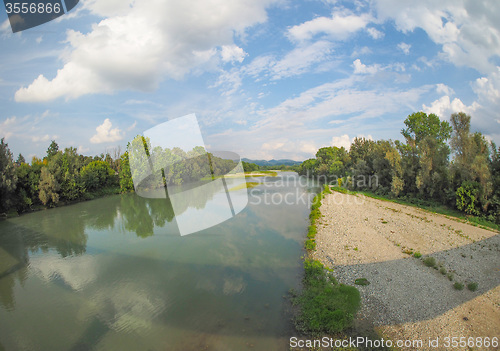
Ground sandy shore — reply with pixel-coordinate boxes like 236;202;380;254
312;191;500;351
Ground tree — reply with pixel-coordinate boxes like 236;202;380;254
400;112;452;199
46;140;59;159
39;167;60;206
119;151;134;192
16;153;26;166
80;160;115;191
449;113;492;212
0;138;18;212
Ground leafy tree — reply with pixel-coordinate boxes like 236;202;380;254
450;113;492;211
80;160;115;191
46;140;59;159
16;153;26;166
38;167;60;206
0;138;18;212
242;161;259;172
400;112;452;199
119;151;134;192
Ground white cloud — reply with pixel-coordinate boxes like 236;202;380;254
331;134;373;149
331;134;352;149
353;59;380;74
398;42;411;55
221;45;247;63
367;27;384;39
374;0;500;74
423;95;477;119
15;0;277;102
270;40;333;79
90;118;124;144
436;83;455;96
288;9;372;42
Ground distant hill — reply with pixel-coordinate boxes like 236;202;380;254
242;158;302;167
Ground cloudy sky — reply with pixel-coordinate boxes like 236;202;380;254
1;0;499;161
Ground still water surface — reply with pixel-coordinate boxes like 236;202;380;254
0;172;318;351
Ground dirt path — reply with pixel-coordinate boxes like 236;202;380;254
312;191;500;351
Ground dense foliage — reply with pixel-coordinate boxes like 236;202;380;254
298;112;500;224
0;135;262;215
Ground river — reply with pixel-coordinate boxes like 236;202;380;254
0;172;319;351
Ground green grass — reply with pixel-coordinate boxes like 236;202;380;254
292;259;361;336
453;282;464;290
228;182;259;192
413;251;422;258
467;282;478;292
439;267;447;275
354;278;370;286
423;256;437;268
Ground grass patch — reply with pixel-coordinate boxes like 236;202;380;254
423;256;437;268
467;282;478;292
439;267;447;275
354;278;370;286
292;259;360;336
453;282;464;290
413;251;422;258
228;182;259;192
447;273;454;281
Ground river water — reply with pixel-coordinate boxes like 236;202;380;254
0;172;319;351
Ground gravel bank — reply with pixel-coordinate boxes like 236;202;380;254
312;191;500;351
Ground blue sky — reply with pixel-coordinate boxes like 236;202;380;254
1;0;499;161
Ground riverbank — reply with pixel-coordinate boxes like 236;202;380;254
312;190;500;350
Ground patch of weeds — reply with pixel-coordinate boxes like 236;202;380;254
323;184;332;194
292;259;360;336
381;221;388;224
453;282;464;290
413;252;422;258
467;282;478;292
402;248;414;255
423;256;437;268
305;239;316;251
439;267;447;275
353;247;358;251
355;278;370;286
447;273;454;281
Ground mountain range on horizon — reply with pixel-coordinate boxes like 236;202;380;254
241;158;302;167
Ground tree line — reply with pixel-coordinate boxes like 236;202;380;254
0;135;249;215
298;112;500;225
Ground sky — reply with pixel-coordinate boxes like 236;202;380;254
1;0;499;161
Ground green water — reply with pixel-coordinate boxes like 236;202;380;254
0;172;318;351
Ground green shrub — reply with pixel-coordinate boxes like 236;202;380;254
305;239;316;251
413;251;422;258
467;282;478;292
423;256;436;267
456;181;481;216
354;278;370;286
453;282;464;290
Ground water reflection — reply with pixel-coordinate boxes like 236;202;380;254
0;172;319;350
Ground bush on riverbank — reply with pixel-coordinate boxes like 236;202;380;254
292;259;360;335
